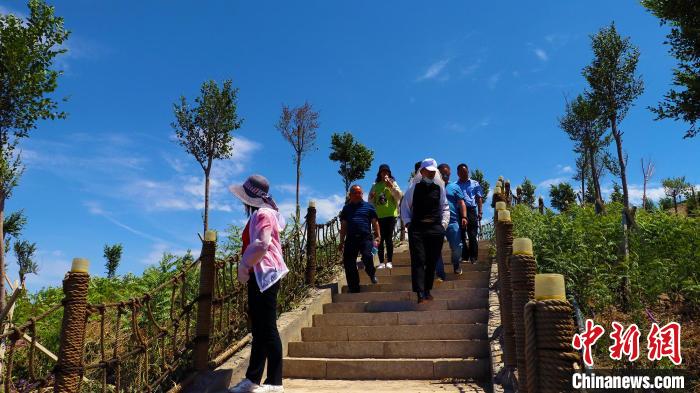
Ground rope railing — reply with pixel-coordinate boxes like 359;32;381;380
2;205;344;392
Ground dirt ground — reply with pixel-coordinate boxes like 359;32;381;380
283;379;489;393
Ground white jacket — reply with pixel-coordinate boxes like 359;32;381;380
400;174;449;230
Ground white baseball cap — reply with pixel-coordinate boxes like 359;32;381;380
419;158;438;172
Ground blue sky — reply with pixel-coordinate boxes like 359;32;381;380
2;1;698;290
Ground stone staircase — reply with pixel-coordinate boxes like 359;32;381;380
283;240;492;384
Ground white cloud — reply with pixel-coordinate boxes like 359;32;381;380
278;194;345;223
445;122;466;133
538;177;568;188
85;201;170;243
534;48;549;61
487;73;501;89
556;164;574;174
275;183;310;195
418;58;450;81
140;242;193;265
460;59;482;76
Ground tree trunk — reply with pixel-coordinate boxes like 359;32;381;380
587;147;604;213
673;196;678;214
295;156;301;225
611;120;629;208
0;195;5;311
580;153;587;206
204;170;210;233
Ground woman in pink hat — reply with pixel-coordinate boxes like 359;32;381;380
228;174;288;393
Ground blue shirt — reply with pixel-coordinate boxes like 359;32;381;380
445;182;465;224
457;179;483;208
340;200;378;236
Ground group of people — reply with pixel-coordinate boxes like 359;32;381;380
225;159;484;392
339;158;484;303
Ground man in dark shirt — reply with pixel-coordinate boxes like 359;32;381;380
339;185;380;293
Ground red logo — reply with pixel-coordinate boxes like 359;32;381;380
647;322;682;365
572;319;605;367
608;322;641;362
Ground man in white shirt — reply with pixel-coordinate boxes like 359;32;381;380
400;158;450;304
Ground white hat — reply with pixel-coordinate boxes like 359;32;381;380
419;158;438;172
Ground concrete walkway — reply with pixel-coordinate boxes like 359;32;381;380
284;379;488;392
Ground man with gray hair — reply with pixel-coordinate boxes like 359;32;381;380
400;158;449;304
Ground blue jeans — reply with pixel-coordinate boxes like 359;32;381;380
436;222;462;278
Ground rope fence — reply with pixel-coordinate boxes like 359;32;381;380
1;204;344;393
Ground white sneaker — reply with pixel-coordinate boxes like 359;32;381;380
229;379;261;393
377;263;386;269
386;262;393;269
259;385;284;392
356;260;365;270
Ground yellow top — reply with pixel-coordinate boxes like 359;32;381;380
498;210;511;221
494;186;502;194
496;180;503;188
71;258;90;273
495;201;507;211
535;274;566;300
205;230;218;242
513;238;533;255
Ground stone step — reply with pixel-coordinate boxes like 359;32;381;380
332;288;488;303
313;309;489;327
283;357;490;380
374;263;489;275
301;323;487;342
359;271;489;285
287;339;489;359
322;297;486;314
391;252;490;263
342;279;486;293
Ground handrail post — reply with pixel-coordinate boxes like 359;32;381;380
54;258;90;393
305;201;317;286
194;230;217;371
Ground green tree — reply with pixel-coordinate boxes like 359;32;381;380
559;94;609;211
276;102;319;223
103;243;123;278
520;178;536;207
643;0;700;138
659;196;674;211
662;176;690;214
470;169;490;201
172;80;243;233
13;239;37;286
609;182;624;204
0;0;69;308
329;132;374;192
583;23;644;209
549;182;577;212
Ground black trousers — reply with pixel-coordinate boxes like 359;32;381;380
245;277;282;386
461;207;479;261
408;225;444;294
377;216;396;263
343;234;377;293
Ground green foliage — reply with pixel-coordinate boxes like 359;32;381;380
662;176;691;213
659;196;674;211
13;239;37;284
583;22;644;209
609;182;624;204
549;182;577;212
470;169;489;201
172;79;243;231
329;132;374;192
103;243;123;278
519;177;536;207
643;0;700;138
511;203;700;313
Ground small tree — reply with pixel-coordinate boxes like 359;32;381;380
103;243;123;278
583;23;644;210
520;178;536;207
662;176;690;214
470;169;490;201
329;132;374;192
172;80;243;233
0;0;69;308
549;183;577;212
641;157;655;210
658;196;674;211
643;0;700;138
276;102;319;223
13;240;37;286
610;182;624;204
